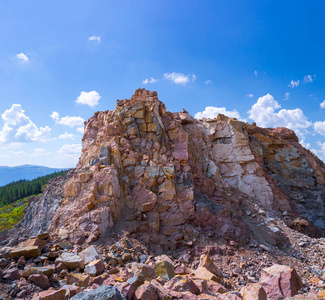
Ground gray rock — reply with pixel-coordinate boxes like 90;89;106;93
71;285;125;300
79;245;101;265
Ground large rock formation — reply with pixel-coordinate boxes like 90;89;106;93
7;89;325;249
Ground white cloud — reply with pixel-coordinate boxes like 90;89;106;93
76;91;101;107
50;111;60;121
58;144;81;156
76;127;84;134
314;121;325;136
284;92;290;101
16;53;29;62
143;77;158;84
246;93;254;98
51;111;84;127
205;80;212;85
288;80;299;88
195;106;242;120
59;132;75;140
89;36;101;42
0;104;51;143
248;94;312;139
303;74;315;83
320;100;325;109
164;72;196;85
254;70;258;77
58;116;84;127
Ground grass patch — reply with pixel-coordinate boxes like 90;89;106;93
0;194;40;232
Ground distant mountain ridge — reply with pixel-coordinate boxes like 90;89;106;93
0;164;67;187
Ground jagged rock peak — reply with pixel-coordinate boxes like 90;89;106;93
6;89;325;251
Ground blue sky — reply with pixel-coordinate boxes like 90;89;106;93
1;1;325;167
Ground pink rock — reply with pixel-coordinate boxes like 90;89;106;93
32;288;66;300
134;283;158;300
259;264;303;299
164;275;200;295
115;282;136;300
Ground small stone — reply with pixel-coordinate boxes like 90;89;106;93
67;273;90;287
79;245;101;265
28;274;50;290
134;283;158;300
85;259;105;276
11;246;40;259
259;264;303;299
70;285;124;300
240;283;267;300
23;266;55;278
32;289;66;300
2;268;20;280
164;275;200;295
154;261;175;281
127;273;145;289
55;252;84;270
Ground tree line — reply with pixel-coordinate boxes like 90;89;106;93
0;170;68;206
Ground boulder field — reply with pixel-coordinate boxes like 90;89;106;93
0;89;324;299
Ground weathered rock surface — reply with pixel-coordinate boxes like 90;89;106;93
259;264;303;299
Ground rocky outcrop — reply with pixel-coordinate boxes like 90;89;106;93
7;89;325;250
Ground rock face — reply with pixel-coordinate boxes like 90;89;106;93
8;89;325;250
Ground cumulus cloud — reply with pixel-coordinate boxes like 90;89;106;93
51;111;84;127
288;80;299;88
284;92;290;101
16;53;29;62
246;93;254;98
50;111;59;121
143;77;158;84
89;36;100;42
314;121;325;136
59;132;75;140
164;72;196;85
320;100;325;109
195;106;242;120
205;80;212;85
303;74;315;83
0;104;50;143
76;91;101;107
248;94;312;138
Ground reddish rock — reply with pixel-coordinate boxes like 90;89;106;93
134;283;158;300
32;288;66;300
67;273;90;287
2;268;20;280
85;259;105;276
11;246;40;259
68;285;83;298
115;282;136;300
28;274;50;290
164;275;200;295
192;279;209;294
259;264;303;299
